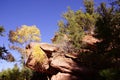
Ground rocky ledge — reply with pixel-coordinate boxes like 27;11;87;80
25;41;99;80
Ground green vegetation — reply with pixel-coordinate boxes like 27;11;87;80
0;64;33;80
9;25;41;44
52;0;98;52
0;26;14;62
9;25;41;64
53;0;120;80
0;26;5;36
0;0;120;80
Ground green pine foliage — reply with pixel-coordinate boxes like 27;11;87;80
53;0;97;52
0;64;33;80
94;1;120;79
100;68;120;80
84;0;94;15
95;1;120;67
0;0;120;80
53;0;120;79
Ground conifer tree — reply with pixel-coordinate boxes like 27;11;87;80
84;0;94;15
52;0;97;52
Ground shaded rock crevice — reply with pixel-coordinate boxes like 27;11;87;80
25;42;99;80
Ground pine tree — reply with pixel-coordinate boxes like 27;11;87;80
84;0;94;15
0;64;33;80
52;0;97;53
93;1;120;79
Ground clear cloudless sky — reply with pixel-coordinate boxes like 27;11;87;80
0;0;109;71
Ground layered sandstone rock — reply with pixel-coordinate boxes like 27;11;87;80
25;35;99;80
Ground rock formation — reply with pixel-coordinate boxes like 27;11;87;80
25;36;99;80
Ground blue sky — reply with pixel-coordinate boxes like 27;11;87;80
0;0;109;71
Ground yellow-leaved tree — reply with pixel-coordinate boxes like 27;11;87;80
9;25;40;44
9;25;41;64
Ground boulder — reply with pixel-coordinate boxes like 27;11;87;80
39;43;59;52
50;56;81;73
50;55;93;76
26;42;49;72
82;35;100;45
25;42;98;80
51;72;81;80
27;42;59;52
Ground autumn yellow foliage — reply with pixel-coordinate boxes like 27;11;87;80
9;25;41;44
32;44;47;64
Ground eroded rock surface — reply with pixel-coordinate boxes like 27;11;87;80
51;72;81;80
26;42;97;80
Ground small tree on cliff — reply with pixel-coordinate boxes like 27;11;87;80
9;25;41;64
52;0;98;53
93;1;120;79
84;0;94;15
95;0;120;68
